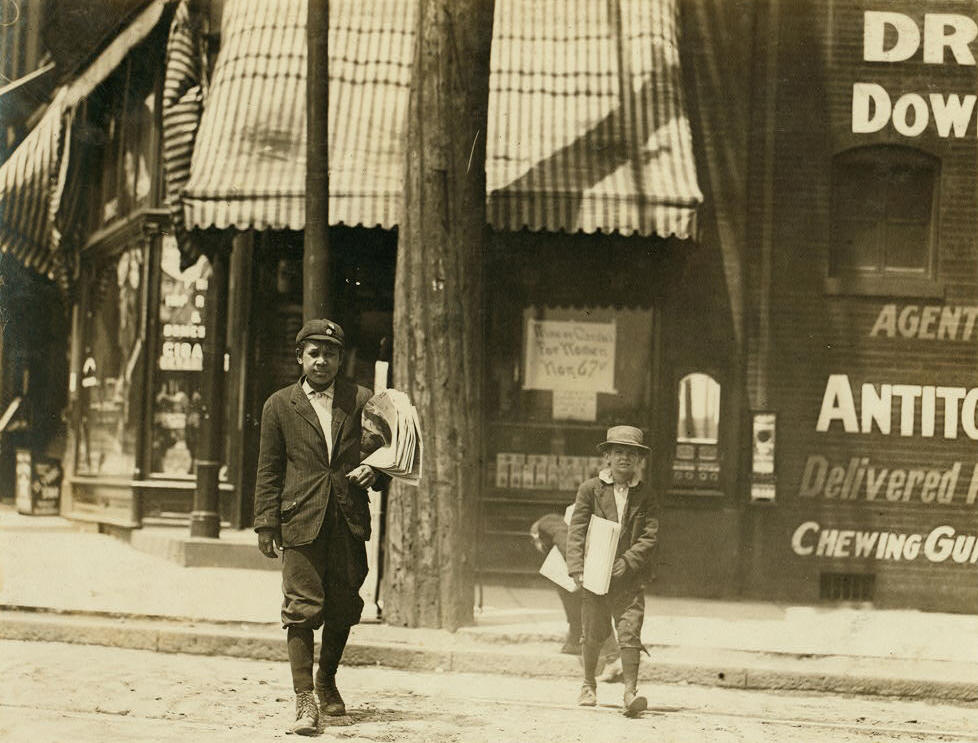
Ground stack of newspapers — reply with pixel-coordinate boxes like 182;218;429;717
539;514;620;595
361;389;423;485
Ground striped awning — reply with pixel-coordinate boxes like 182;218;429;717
487;0;702;238
183;0;414;231
184;0;700;239
0;0;171;281
0;91;67;278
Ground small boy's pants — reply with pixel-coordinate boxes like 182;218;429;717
581;587;645;650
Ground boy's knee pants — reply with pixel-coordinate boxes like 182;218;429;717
281;498;367;631
581;588;645;649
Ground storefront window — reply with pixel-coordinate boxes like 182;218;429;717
76;247;146;476
487;304;653;497
480;234;659;574
677;373;720;443
93;47;161;229
671;372;722;491
151;236;211;476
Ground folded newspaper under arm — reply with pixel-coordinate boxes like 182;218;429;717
539;545;579;593
582;514;621;595
361;389;423;486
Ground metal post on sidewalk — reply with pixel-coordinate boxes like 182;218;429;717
190;233;230;538
304;0;332;321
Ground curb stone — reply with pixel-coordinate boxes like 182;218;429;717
1;609;976;703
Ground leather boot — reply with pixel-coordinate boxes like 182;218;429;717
291;690;319;735
316;627;351;716
620;647;647;718
315;675;346;716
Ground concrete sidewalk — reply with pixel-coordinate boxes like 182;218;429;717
2;506;977;702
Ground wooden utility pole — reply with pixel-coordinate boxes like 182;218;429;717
383;0;494;630
304;0;332;320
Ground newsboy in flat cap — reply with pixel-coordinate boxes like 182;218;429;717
565;425;659;718
253;318;388;734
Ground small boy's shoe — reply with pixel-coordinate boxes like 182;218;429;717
623;690;647;718
577;684;597;707
290;691;319;735
560;639;582;655
315;676;347;716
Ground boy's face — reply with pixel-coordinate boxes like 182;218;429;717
297;340;343;388
604;445;643;481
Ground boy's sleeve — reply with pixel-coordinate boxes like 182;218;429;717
620;492;660;575
565;481;594;576
253;397;286;532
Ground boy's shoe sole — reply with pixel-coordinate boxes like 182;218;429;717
623;694;647;718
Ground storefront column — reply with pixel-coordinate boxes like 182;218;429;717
190;233;230;538
304;0;333;321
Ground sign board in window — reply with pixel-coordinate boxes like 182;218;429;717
553;389;597;422
523;319;616;393
152;237;210;476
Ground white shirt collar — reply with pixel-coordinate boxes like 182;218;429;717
302;378;335;399
598;468;641;488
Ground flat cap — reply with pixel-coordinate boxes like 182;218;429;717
296;318;345;347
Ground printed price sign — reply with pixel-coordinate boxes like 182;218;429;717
553;389;597;421
523;319;616;393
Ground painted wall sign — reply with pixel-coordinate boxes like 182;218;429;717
523;319;616;393
816;374;978;440
869;304;978;340
852;12;978;138
797;455;978;504
791;521;978;564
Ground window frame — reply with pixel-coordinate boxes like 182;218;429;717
825;145;943;299
668;367;725;497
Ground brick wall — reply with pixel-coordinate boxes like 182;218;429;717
746;0;978;611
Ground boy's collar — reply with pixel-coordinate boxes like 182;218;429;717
598;468;641;487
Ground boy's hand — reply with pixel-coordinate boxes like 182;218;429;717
348;465;378;488
571;573;584;589
611;559;627;578
258;528;282;558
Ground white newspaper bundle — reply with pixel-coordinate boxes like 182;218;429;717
361;389;423;486
582;514;621;595
539;546;578;593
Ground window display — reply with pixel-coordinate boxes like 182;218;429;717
76;247;146;476
671;372;722;490
487;304;653;492
151;236;210;476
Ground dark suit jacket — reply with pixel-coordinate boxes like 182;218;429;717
253;377;376;547
565;475;659;593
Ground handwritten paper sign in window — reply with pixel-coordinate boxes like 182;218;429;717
523;319;617;393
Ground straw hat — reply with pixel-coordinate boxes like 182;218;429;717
597;425;650;452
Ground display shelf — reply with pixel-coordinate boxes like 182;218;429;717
667;488;725;497
488;419;608;431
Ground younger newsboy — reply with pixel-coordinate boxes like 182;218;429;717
566;425;659;717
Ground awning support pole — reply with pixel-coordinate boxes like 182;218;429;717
304;0;332;321
190;233;230;539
